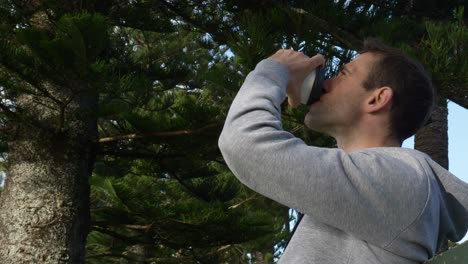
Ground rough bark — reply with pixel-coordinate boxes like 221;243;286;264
415;97;449;253
0;88;98;263
0;3;98;262
414;97;449;170
254;251;266;264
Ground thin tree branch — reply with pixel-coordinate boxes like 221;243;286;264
98;122;223;143
0;62;64;106
0;103;17;119
85;252;150;263
0;125;14;132
435;79;468;109
97;149;190;160
157;0;229;44
92;225;153;245
288;7;363;50
124;224;153;231
170;171;211;203
447;95;468;110
228;195;257;210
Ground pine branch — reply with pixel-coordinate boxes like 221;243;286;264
170;172;211;203
288;7;363;50
93;222;184;249
436;79;468;109
444;92;468;110
0;125;13;132
96;149;187;160
210;158;227;167
85;252;149;263
449;97;468;109
98;122;223;143
124;224;153;231
92;225;152;245
0;61;64;106
228;195;257;210
0;102;17;119
86;248;233;263
157;0;229;44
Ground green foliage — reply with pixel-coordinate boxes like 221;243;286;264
365;17;425;46
425;241;468;264
89;163;286;262
227;8;285;71
16;13;108;78
448;240;459;248
420;7;468;88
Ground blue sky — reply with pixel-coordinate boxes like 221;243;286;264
403;101;468;243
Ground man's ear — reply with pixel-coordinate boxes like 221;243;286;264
365;86;393;113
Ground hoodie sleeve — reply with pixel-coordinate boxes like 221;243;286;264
218;59;431;247
426;158;468;242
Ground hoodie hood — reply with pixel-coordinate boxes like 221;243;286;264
425;157;468;242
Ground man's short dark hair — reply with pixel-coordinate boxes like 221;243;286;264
360;38;435;144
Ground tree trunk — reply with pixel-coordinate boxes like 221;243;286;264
414;96;449;253
0;89;97;263
414;97;449;170
254;251;266;264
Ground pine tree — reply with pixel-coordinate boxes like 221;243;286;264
0;6;106;262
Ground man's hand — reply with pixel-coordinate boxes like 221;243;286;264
269;50;325;107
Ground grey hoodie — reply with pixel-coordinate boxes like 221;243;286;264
218;59;468;263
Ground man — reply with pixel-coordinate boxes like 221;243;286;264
218;39;468;263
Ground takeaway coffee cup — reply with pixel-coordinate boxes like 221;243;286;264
300;67;325;105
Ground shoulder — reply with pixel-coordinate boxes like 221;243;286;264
349;147;431;177
347;147;432;198
334;147;435;245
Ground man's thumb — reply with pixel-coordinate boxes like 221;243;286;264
309;54;325;69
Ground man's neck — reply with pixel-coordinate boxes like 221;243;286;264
337;138;401;153
334;128;401;153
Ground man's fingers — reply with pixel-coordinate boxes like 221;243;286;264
271;51;324;108
309;54;326;68
288;96;300;108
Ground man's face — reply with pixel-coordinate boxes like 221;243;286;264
304;52;377;136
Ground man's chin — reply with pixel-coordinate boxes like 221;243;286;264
304;113;320;131
304;113;329;133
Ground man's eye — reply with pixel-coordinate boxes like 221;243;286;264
338;66;345;75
